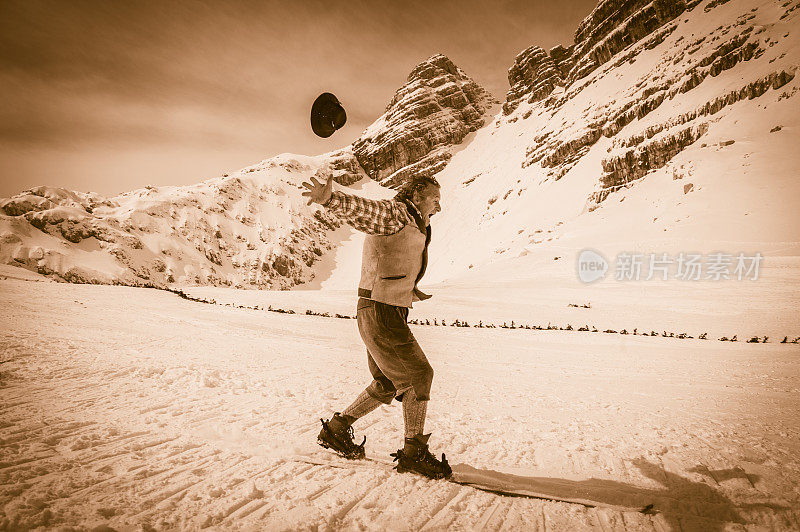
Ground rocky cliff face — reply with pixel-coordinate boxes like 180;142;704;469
503;46;565;115
500;0;797;207
568;0;692;84
504;0;690;115
328;54;498;188
423;0;799;283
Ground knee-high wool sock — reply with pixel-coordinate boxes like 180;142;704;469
402;387;427;439
341;389;382;424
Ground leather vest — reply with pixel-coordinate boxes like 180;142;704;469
358;200;431;308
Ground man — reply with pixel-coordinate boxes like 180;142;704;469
301;173;451;479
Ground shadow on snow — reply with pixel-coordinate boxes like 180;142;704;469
453;457;789;530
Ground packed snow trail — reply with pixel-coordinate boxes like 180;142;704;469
1;274;799;530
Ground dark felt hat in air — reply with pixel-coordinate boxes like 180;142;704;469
310;93;347;138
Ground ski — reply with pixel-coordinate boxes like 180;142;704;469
293;454;657;514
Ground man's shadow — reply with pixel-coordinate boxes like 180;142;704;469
453;458;788;530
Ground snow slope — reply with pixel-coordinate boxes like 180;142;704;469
1;277;799;530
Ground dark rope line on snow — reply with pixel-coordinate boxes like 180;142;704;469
159;286;799;345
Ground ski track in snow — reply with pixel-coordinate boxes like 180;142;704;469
1;277;799;530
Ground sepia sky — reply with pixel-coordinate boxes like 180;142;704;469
0;0;596;198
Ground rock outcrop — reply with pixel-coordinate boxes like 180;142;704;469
568;0;688;84
501;0;794;210
503;0;689;114
585;66;795;207
316;147;367;186
333;54;497;188
503;46;566;115
596;122;709;201
549;44;575;80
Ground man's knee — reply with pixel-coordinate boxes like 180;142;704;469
367;379;396;405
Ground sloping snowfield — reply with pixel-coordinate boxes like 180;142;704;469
1;271;799;530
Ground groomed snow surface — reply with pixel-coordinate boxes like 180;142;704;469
1;270;799;531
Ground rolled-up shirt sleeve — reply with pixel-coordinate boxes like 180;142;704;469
322;191;410;235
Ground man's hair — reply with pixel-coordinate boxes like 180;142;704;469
394;175;440;203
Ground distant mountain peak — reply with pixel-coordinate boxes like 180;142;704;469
322;54;499;189
406;53;462;83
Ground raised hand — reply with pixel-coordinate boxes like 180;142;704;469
301;176;334;206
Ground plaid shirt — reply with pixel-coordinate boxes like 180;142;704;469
323;191;418;235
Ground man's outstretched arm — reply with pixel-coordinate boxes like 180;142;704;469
302;176;409;235
323;191;410;235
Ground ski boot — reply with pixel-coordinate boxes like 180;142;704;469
390;434;452;479
317;413;366;460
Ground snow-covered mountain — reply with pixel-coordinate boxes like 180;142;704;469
0;157;352;289
1;0;798;295
424;0;799;283
0;55;496;288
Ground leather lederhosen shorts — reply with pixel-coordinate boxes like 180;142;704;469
356;297;433;403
